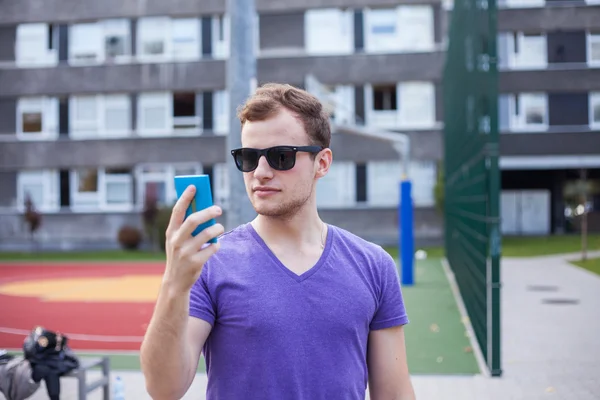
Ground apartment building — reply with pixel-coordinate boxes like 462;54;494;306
496;0;600;234
0;1;446;249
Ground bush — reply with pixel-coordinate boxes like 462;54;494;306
23;193;42;240
155;205;174;252
117;225;143;250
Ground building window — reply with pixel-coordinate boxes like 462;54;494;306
17;97;59;140
15;23;58;67
213;90;229;135
316;162;356;208
501;0;545;8
396;6;434;52
173;92;201;133
104;95;131;135
212;14;231;59
590;93;600;128
588;33;600;66
138;92;206;136
69;94;131;138
366;82;435;129
364;8;398;53
366;161;436;207
17;170;60;212
509;93;548;131
305;8;353;55
171;18;201;60
508;32;547;69
69;19;131;65
136;163;202;208
363;6;433;53
137;17;170;60
137;92;172;135
398;82;435;127
137;17;200;61
212;163;230;210
70;168;133;211
104;19;131;62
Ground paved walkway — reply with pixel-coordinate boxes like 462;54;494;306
13;252;600;400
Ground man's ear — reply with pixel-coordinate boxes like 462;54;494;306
315;148;333;179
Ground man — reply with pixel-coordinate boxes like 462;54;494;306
140;83;415;400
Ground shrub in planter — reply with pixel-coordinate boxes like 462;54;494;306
155;205;174;252
117;225;142;250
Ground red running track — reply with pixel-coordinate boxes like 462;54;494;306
0;262;165;351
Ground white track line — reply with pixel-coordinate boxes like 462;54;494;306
0;327;143;343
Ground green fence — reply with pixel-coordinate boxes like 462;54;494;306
442;0;502;377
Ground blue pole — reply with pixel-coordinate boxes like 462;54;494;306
399;180;414;286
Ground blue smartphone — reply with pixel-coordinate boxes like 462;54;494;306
174;174;218;244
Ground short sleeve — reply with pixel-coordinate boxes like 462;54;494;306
369;249;410;330
189;265;217;326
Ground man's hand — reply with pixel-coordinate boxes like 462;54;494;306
163;184;225;293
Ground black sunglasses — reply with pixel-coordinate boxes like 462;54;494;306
230;145;324;172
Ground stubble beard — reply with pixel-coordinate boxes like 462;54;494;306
253;187;313;221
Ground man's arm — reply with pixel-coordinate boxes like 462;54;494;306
367;324;416;400
140;284;212;400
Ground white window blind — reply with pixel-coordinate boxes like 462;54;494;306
364;8;399;53
15;23;56;67
397;6;434;51
137;17;170;60
171;18;200;60
137;92;171;135
104;95;131;135
398;82;436;128
305;9;353;55
213;90;230;135
17;170;59;212
69;23;104;64
590;93;600;127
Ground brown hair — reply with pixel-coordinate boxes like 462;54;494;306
237;83;331;148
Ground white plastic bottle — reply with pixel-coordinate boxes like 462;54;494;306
113;375;125;400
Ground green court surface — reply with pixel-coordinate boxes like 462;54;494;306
401;259;480;375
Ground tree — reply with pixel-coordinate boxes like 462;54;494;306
142;188;160;252
23;192;42;245
563;169;600;262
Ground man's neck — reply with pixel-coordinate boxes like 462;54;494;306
251;205;325;250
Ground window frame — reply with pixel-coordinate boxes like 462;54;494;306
135;163;203;209
590;92;600;129
16;170;60;213
16;97;59;140
69;168;135;212
509;92;548;132
587;32;600;66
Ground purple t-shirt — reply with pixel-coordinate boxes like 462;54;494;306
189;223;409;399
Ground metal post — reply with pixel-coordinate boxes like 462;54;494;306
226;0;258;230
400;180;414;286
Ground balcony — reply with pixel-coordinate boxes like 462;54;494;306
0;50;446;97
0;0;443;25
498;3;600;32
499;66;600;93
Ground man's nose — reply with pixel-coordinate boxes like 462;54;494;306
253;155;274;179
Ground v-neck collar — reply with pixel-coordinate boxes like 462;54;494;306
246;222;334;283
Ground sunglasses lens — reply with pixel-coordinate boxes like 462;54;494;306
235;149;259;172
267;148;296;170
